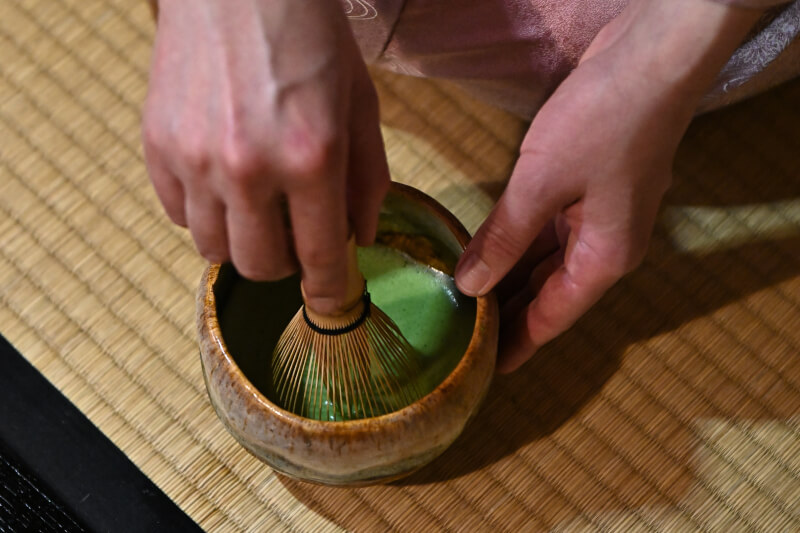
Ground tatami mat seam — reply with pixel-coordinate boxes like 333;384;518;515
287;489;395;532
315;472;471;531
369;492;458;532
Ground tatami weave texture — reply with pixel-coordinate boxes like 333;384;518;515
1;0;799;531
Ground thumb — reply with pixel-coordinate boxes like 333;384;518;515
455;153;578;296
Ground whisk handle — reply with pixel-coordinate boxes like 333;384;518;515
302;288;371;335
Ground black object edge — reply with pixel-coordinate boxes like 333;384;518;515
0;334;203;533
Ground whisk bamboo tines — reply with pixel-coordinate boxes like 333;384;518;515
271;238;426;421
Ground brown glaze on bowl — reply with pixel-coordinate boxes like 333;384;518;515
196;182;498;486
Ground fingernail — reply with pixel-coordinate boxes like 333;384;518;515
455;253;492;296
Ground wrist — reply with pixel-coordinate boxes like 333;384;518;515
606;0;764;101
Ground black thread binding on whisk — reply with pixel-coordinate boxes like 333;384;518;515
302;288;372;336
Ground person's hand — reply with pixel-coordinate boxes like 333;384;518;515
455;0;764;373
142;0;389;314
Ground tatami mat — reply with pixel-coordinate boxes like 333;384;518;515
1;0;799;531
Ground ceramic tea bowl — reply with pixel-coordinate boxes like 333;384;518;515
196;182;498;486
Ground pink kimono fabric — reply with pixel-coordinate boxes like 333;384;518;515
342;0;800;117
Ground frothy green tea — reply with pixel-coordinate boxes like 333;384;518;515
357;245;474;395
217;242;476;421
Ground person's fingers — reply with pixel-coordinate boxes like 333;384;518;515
496;233;628;374
499;248;563;326
286;142;349;314
346;71;391;247
149;165;188;227
455;154;580;297
142;127;188;227
289;187;349;314
185;190;229;264
495;219;559;304
225;197;297;281
497;249;564;374
497;310;538;375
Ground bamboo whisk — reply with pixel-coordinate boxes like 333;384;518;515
271;237;426;421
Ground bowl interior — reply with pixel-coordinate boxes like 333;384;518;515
213;189;478;413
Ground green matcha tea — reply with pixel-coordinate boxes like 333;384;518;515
357;245;474;394
217;242;476;421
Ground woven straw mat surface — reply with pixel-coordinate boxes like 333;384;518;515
1;0;799;531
